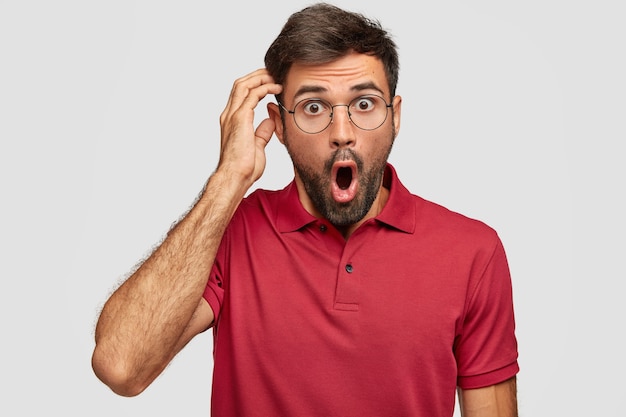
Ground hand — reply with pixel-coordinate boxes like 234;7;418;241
217;68;283;187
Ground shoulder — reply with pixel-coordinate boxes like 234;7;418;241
239;187;285;210
411;194;502;252
385;164;499;247
241;178;301;211
416;195;496;233
227;183;297;229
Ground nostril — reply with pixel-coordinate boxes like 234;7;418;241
331;138;355;148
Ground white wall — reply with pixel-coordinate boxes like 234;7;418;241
1;0;623;415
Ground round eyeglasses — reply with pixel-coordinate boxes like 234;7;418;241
278;94;393;134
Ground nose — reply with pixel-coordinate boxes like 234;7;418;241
328;105;356;148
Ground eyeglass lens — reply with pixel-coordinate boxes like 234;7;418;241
293;95;389;134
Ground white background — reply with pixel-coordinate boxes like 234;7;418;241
1;0;624;415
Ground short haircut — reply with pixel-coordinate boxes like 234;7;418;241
264;2;399;99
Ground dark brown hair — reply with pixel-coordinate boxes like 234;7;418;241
264;2;399;98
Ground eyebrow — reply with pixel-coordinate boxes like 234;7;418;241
293;81;386;101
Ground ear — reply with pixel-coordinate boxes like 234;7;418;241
267;102;285;144
392;95;402;138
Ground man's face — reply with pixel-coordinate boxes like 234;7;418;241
270;52;402;228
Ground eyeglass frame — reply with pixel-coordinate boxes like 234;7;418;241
277;94;394;134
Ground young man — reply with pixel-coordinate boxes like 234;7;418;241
92;3;519;416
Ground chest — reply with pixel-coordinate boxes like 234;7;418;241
220;222;472;354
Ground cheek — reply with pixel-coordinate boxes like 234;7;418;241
283;136;312;167
285;131;326;162
361;135;392;157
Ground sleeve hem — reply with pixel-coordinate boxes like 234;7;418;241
203;284;223;322
457;361;519;390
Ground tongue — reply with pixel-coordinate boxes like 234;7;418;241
331;165;358;203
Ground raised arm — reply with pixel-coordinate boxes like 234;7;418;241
91;69;282;397
458;377;518;417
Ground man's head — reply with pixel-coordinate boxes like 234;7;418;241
265;3;402;233
264;2;399;99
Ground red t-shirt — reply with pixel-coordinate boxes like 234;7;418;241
203;164;518;417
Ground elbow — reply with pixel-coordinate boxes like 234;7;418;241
91;345;150;397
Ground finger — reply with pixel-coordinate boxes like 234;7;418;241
239;82;283;115
222;69;277;118
254;118;277;148
222;69;269;113
220;81;282;140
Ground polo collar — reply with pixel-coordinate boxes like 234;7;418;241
276;181;318;233
276;163;415;234
374;164;416;234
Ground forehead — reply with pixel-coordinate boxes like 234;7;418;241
283;52;389;101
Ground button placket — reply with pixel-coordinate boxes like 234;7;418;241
334;254;359;311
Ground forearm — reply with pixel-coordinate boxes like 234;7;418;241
92;170;246;395
459;377;518;417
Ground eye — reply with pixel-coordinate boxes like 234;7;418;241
301;100;330;116
352;96;377;112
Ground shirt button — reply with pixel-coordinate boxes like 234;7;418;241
345;264;353;273
319;224;327;232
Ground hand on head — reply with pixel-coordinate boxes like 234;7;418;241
218;68;282;186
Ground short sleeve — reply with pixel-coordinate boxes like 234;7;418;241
455;237;519;389
202;234;227;322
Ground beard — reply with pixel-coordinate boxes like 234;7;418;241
284;134;394;227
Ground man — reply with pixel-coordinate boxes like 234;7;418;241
92;3;519;416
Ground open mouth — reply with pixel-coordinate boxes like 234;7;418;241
336;166;353;190
331;161;358;203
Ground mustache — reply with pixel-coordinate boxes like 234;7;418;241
323;149;364;173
